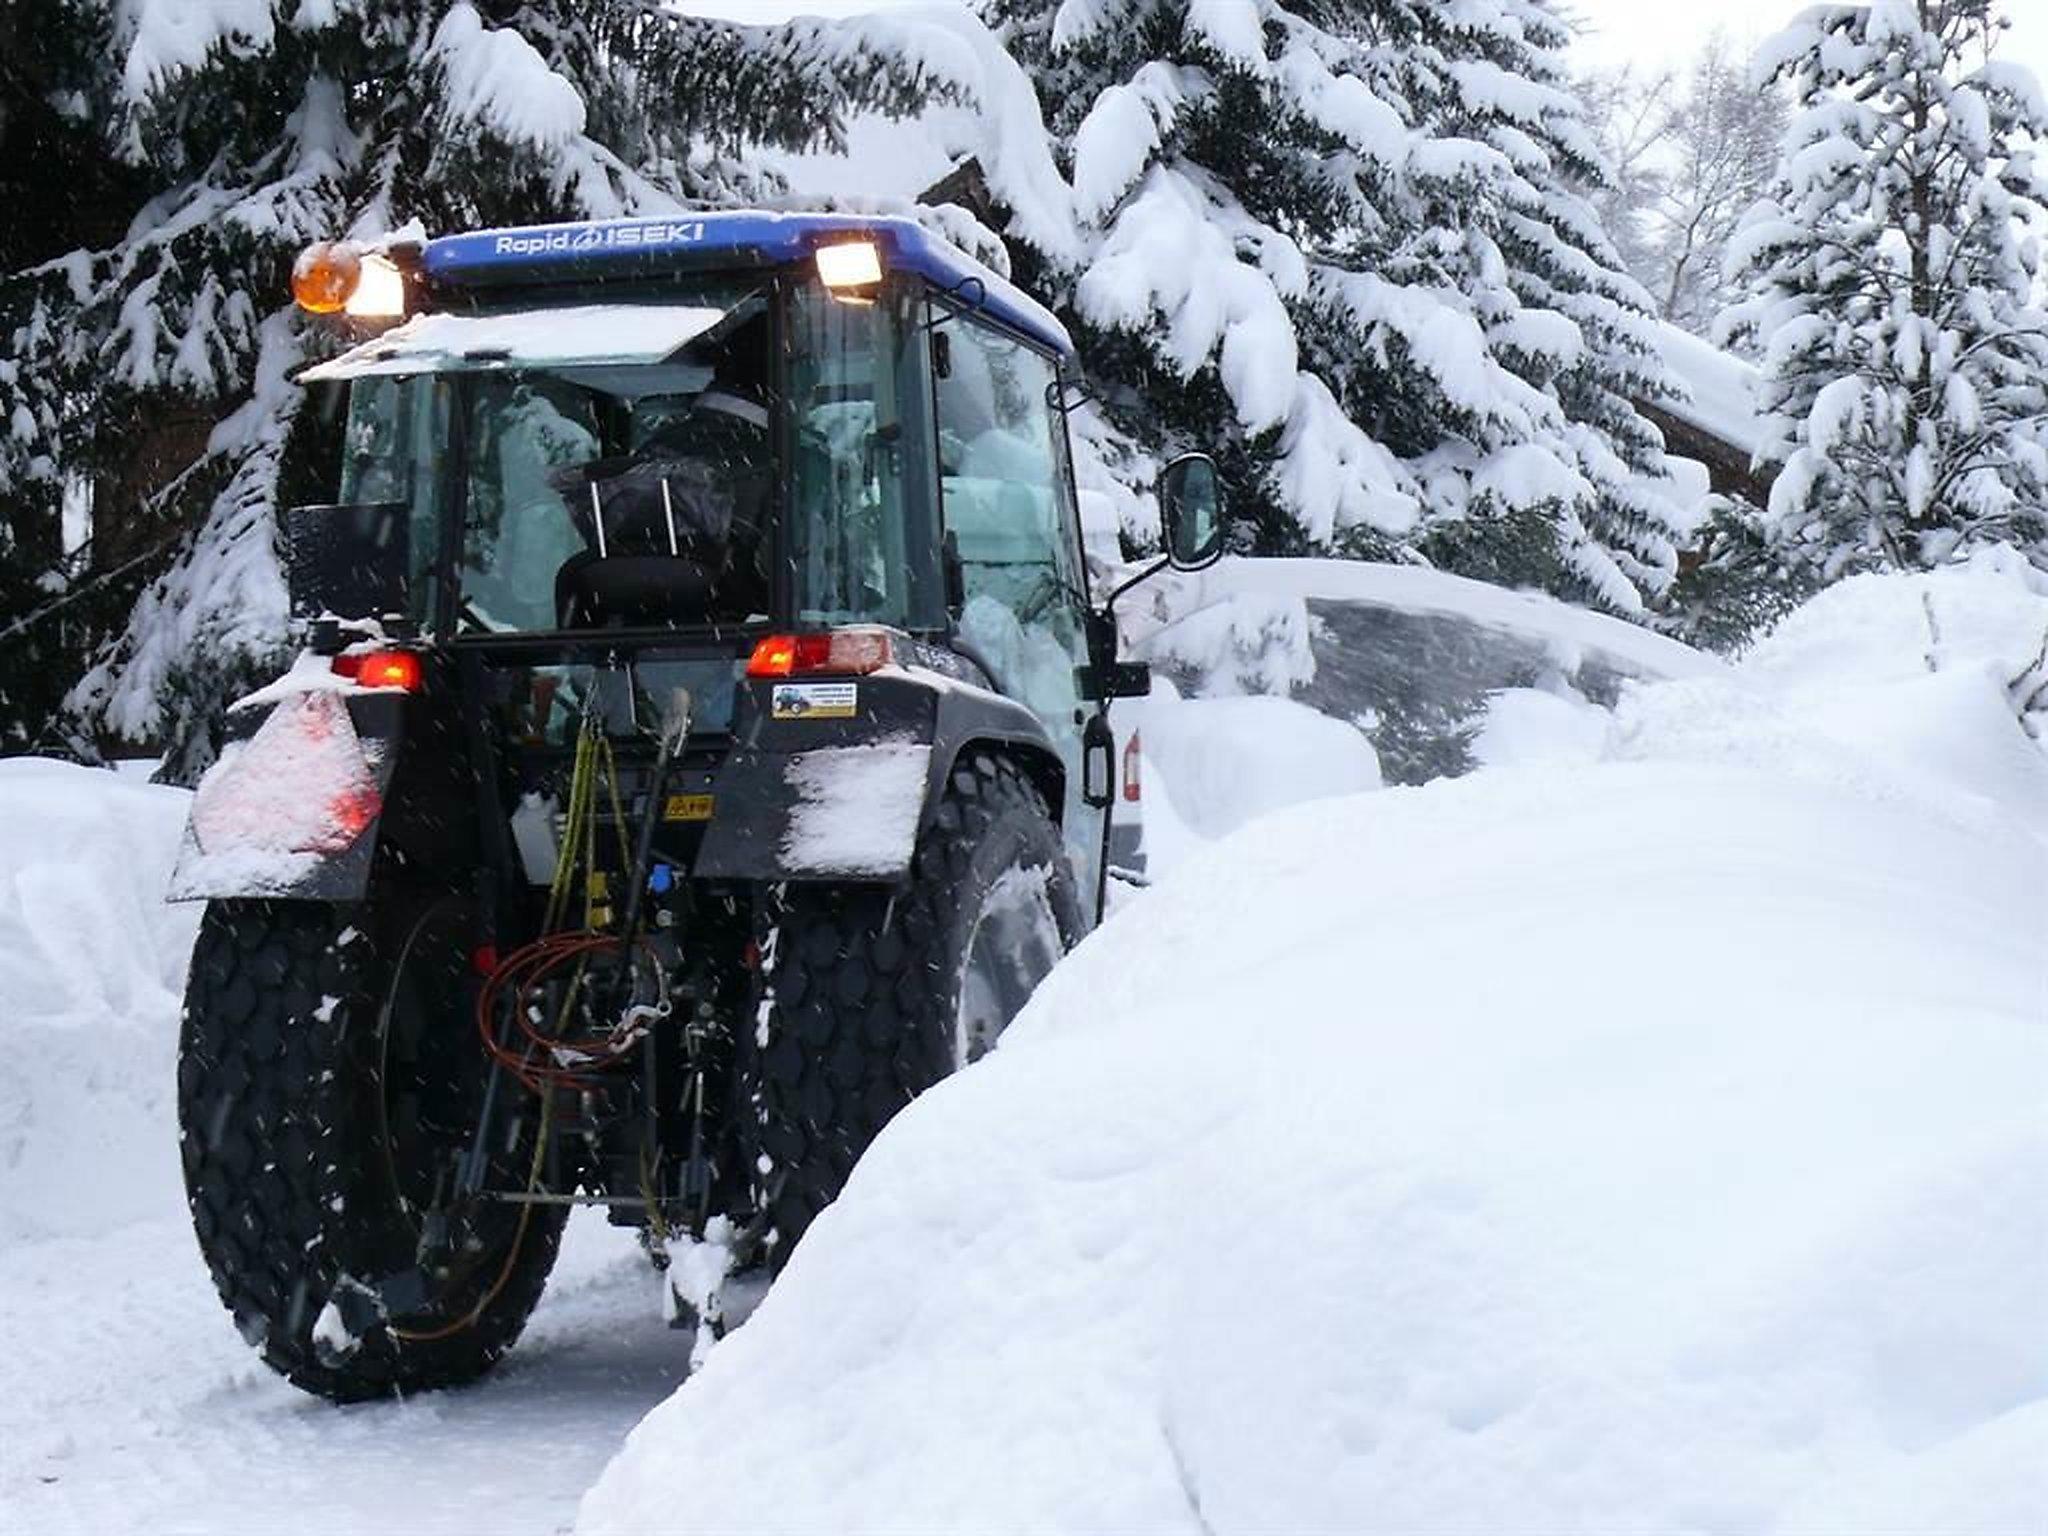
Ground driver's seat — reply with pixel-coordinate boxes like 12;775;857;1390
551;455;735;628
555;551;720;628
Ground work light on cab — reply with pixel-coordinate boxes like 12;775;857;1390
346;253;407;318
815;239;883;298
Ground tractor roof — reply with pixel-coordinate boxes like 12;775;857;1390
421;211;1073;359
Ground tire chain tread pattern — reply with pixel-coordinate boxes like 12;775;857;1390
748;752;1075;1268
178;898;562;1401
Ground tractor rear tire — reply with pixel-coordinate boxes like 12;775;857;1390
749;751;1082;1268
178;885;564;1401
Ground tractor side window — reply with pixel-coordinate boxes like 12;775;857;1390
930;310;1090;834
338;375;449;630
931;313;1087;708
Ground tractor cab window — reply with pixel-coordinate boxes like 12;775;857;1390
786;279;943;629
333;286;775;635
338;374;449;621
930;309;1089;734
456;377;601;631
929;307;1093;866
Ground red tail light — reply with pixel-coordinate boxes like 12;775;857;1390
1123;730;1142;802
746;629;894;679
332;649;423;691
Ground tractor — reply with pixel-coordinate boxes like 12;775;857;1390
170;211;1222;1401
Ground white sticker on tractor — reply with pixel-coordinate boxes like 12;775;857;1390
772;682;857;720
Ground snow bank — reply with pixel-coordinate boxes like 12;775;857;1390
581;564;2048;1534
0;759;199;1241
1131;686;1380;843
1650;552;2048;845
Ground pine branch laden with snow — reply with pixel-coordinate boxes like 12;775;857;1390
2;0;965;764
1723;0;2048;581
983;0;1687;615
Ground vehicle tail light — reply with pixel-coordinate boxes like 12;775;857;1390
1123;730;1142;802
332;649;423;691
746;629;894;679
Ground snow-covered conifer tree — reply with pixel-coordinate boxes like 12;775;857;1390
0;0;145;750
981;0;1686;614
1;2;962;770
1724;0;2048;579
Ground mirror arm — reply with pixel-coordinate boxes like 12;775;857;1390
1092;552;1170;670
1044;376;1098;416
1075;553;1169;703
924;275;987;329
1102;553;1171;618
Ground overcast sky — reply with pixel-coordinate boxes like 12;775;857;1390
683;0;2048;84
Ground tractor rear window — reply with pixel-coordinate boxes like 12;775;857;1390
450;367;775;634
337;287;775;634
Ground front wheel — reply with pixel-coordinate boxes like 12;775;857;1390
178;884;564;1401
749;751;1082;1266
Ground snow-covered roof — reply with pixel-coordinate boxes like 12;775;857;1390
421;212;1073;358
1652;322;1767;467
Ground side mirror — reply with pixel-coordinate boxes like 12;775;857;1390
1158;452;1225;569
1084;454;1223;688
285;501;410;622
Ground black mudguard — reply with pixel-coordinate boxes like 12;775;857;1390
692;663;1064;884
170;648;1058;897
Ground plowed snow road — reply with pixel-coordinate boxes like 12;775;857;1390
0;762;688;1536
1;1212;679;1535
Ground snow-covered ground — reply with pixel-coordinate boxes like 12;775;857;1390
0;760;683;1536
582;555;2048;1533
3;558;2044;1533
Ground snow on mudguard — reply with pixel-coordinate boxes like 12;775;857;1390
694;665;1058;884
169;687;403;901
695;742;933;881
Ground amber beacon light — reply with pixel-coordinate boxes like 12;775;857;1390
292;243;408;319
292;241;362;314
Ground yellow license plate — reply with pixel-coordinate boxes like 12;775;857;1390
662;793;715;823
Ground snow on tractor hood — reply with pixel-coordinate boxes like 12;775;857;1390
297;302;733;381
